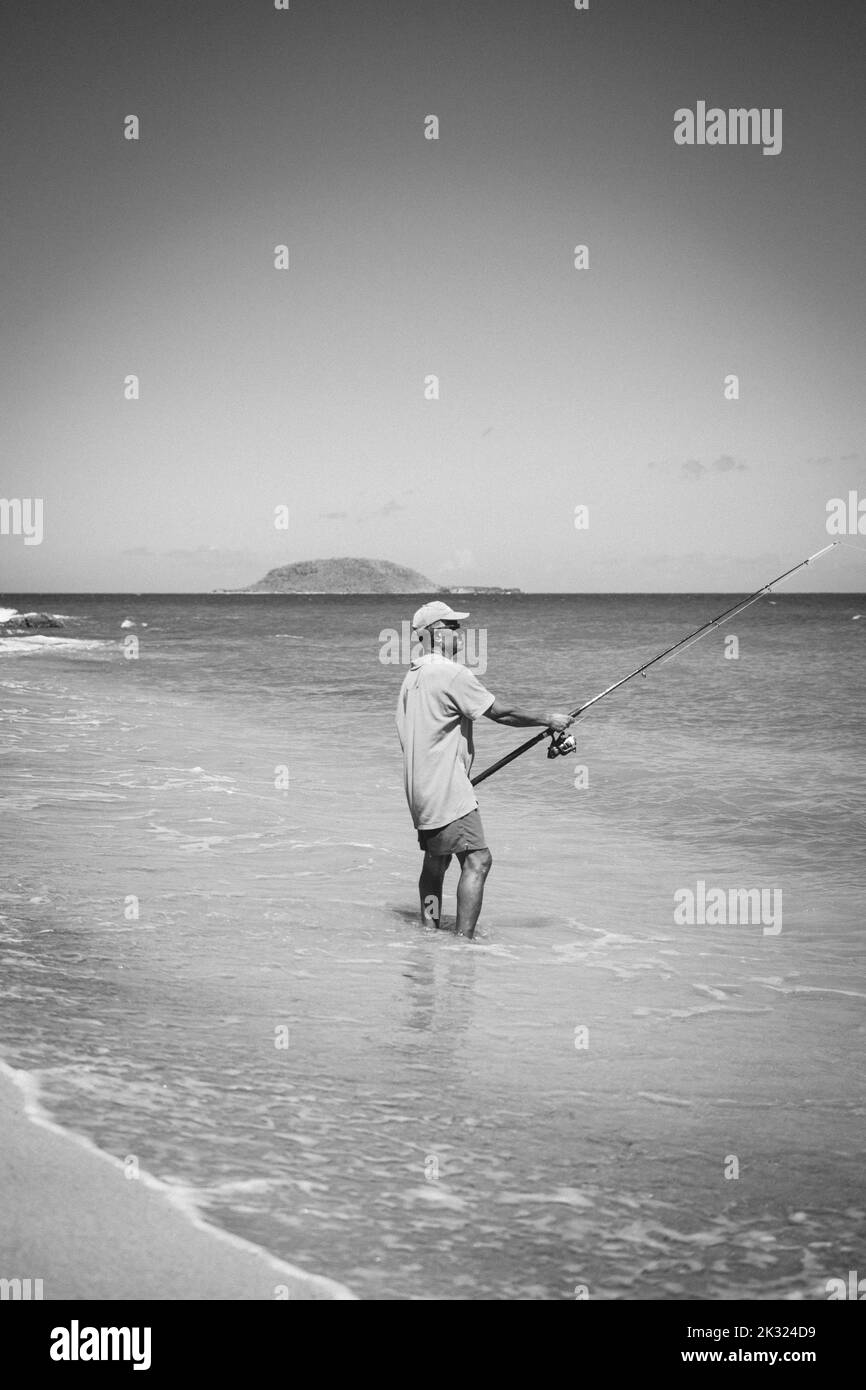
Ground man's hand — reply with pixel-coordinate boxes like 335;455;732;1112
544;711;571;733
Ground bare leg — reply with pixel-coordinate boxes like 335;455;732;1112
455;848;493;938
419;851;451;928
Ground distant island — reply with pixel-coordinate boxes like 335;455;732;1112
220;557;521;595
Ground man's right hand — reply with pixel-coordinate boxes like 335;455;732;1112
544;711;571;733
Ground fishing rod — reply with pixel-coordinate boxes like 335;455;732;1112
470;541;840;787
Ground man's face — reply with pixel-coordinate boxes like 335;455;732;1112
431;619;464;658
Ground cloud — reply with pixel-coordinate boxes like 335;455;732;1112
320;498;406;521
439;548;476;573
649;456;747;478
122;546;254;563
164;547;254;562
353;498;406;520
319;490;413;523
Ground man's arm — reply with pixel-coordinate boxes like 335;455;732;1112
484;698;570;732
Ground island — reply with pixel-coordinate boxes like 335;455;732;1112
220;558;521;595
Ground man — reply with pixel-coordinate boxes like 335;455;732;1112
395;601;569;939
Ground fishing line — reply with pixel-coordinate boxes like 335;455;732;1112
833;539;866;556
471;541;843;787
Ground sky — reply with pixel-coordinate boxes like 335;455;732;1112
1;0;865;592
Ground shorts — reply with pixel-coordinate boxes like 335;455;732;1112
417;808;488;856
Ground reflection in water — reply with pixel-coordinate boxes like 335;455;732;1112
402;938;477;1047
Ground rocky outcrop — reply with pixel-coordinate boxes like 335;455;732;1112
232;557;441;594
0;611;62;630
227;558;523;595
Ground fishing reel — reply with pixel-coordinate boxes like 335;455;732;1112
547;729;577;759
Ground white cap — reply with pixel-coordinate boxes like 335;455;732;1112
411;600;471;632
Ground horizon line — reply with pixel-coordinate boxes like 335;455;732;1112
2;589;863;599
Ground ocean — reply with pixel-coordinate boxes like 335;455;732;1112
1;592;864;1300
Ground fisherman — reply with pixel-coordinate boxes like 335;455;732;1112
395;601;569;938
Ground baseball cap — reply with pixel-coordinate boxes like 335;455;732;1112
411;600;471;632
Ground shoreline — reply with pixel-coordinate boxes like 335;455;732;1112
0;1061;356;1301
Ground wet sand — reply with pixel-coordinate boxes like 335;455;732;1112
0;1064;355;1301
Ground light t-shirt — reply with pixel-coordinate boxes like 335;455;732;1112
395;653;496;830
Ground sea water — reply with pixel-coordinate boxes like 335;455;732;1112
1;593;863;1299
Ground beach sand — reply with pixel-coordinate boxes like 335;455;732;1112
0;1064;356;1300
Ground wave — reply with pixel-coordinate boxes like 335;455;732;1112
0;609;75;622
0;635;114;656
0;1057;357;1300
